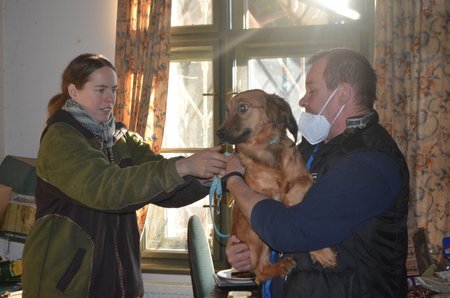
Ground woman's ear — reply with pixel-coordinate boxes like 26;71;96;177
68;83;77;99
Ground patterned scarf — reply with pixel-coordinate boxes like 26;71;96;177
62;99;115;149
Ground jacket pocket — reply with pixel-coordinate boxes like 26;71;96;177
56;247;86;291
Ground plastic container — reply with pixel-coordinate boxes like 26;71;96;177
0;259;22;279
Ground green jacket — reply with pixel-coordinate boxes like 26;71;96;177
22;110;208;297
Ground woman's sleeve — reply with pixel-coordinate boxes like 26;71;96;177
122;130;209;208
38;123;203;211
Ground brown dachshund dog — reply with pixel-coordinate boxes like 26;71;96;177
217;89;336;284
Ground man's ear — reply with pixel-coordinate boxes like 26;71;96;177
338;83;354;105
68;83;77;99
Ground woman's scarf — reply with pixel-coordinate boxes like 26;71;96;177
62;99;115;149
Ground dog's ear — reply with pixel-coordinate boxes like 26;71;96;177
286;107;298;143
265;93;298;142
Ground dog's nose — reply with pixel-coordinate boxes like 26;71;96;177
216;128;226;141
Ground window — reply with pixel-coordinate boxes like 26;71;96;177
141;0;374;273
171;0;213;26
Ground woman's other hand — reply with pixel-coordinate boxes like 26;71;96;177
175;145;227;179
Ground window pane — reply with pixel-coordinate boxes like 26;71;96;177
143;56;215;253
171;0;213;27
162;60;214;149
237;56;307;140
242;0;361;28
143;194;213;252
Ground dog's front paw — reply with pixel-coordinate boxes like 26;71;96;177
254;256;297;284
281;256;297;276
310;247;337;268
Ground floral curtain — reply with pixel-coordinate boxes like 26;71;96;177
374;0;449;254
114;0;171;232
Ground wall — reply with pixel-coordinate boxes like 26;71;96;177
0;0;118;257
1;0;117;159
0;0;5;159
0;1;192;290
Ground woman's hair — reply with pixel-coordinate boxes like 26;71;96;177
47;53;115;118
307;48;377;109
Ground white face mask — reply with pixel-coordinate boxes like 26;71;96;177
298;87;344;145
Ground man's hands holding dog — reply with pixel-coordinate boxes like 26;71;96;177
224;153;266;220
226;235;253;272
223;153;246;187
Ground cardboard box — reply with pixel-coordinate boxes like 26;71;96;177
0;156;37;243
0;192;36;243
0;185;12;224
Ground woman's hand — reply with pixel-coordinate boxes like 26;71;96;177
226;235;253;272
175;145;227;179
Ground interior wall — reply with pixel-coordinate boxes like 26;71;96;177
0;0;5;159
0;3;189;285
0;0;119;263
1;0;117;159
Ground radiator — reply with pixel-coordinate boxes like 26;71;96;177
143;273;193;298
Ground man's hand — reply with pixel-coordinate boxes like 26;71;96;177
226;235;253;272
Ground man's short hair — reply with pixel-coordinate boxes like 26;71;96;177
308;48;377;108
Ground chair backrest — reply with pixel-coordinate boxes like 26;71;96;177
188;215;216;298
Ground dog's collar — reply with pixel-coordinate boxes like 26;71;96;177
269;136;295;147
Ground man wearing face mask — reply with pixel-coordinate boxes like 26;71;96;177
223;48;410;297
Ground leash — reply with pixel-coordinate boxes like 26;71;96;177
208;170;245;239
208;148;246;239
208;175;229;239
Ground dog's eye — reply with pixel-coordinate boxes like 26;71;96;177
237;103;249;113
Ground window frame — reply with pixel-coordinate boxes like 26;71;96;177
141;0;374;274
